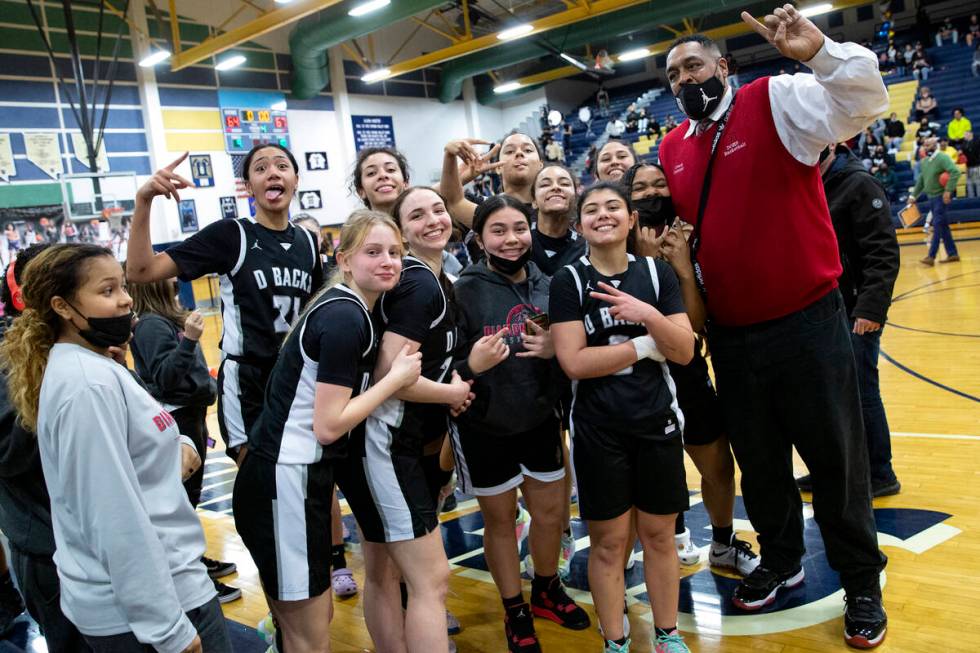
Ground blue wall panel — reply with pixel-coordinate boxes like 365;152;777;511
61;107;143;130
0;79;56;103
0;53;54;78
0;106;61;129
158;86;219;107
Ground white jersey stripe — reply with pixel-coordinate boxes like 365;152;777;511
273;464;314;600
363;416;415;541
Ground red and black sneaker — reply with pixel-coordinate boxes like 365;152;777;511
504;603;541;653
530;577;591;630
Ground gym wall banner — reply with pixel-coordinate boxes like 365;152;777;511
351;115;395;152
24;133;62;179
305;151;328;171
220;196;238;220
179;199;199;233
190;154;214;188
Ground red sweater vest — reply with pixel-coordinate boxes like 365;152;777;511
658;78;841;326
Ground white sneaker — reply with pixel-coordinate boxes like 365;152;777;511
709;534;761;576
625;547;637;570
515;506;531;552
674;528;701;566
559;531;576;582
523;553;535;579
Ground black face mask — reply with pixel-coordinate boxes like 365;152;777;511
674;67;725;121
487;249;532;276
66;301;134;348
633;195;676;231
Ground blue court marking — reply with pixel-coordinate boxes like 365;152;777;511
879;349;980;403
886;322;980;338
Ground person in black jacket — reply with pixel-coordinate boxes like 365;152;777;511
128;276;242;604
451;195;589;652
797;145;901;497
0;242;90;651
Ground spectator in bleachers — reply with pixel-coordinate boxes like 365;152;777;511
935;16;958;47
625;104;639;133
869;145;895;172
563;122;572;152
637;108;649;135
939;137;959;163
916;116;936;141
947;108;972;148
584;144;597;176
877;52;894;75
663;114;678;131
596;85;610;116
873;162;899;201
914;86;938;121
962;131;980;197
973;43;980;77
726;52;740;89
902;43;914;73
608;117;626;137
870;116;887;142
884;112;905;152
887;43;897;66
648;115;661;138
858;127;882;166
912;44;932;81
545;139;565;163
966;14;979;47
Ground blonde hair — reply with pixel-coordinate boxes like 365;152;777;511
0;244;115;431
284;210;402;343
128;277;188;327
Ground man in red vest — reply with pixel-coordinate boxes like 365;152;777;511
658;5;889;649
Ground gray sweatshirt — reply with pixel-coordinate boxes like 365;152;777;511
37;343;215;653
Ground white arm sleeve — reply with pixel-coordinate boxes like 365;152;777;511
769;39;890;166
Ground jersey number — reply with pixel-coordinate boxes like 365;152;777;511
273;295;301;333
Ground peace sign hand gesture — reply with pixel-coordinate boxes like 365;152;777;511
136;152;193;203
741;4;825;63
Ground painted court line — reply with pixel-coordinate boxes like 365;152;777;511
892;431;980;441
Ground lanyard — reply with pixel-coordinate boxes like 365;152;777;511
688;92;737;297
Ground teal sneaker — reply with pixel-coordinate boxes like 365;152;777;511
654;631;690;653
603;637;631;653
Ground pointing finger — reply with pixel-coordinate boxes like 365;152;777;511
741;11;772;39
166;151;189;171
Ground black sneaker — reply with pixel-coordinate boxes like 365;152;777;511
441;493;458;513
214;580;242;604
871;479;901;498
530;578;591;630
202;556;237;579
504;604;541;653
0;571;24;635
732;565;805;611
796;474;813;492
844;594;887;649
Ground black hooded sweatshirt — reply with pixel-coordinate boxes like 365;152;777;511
452;260;564;437
821;147;901;324
131;314;217;408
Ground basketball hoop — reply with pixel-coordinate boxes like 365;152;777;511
101;206;123;219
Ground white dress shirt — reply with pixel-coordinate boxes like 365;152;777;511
683;38;889;166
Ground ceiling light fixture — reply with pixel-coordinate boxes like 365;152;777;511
349;0;391;17
493;81;522;94
497;24;534;40
138;48;171;67
560;52;589;71
362;68;392;83
617;48;651;62
215;55;247;71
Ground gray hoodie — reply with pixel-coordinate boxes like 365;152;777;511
37;343;215;653
453;261;565;437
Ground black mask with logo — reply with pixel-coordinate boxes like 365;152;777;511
633;196;676;232
66;301;134;348
487;249;532;276
674;64;726;122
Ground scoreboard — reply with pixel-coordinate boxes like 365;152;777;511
223;108;290;154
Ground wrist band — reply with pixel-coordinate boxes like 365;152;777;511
631;335;666;362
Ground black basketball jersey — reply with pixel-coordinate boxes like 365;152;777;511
374;255;459;454
549;254;686;433
167;218;323;362
248;285;378;464
530;223;588;277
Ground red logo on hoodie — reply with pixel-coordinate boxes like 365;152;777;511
152;410;175;432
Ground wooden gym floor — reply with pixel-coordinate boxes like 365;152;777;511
193;228;980;652
16;227;975;652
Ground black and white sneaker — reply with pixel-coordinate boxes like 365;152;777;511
709;534;760;576
202;556;237;579
732;565;804;611
844;594;887;649
214;580;242;604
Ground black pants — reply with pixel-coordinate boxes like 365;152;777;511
707;290;886;593
82;596;230;652
9;547;90;653
172;405;209;508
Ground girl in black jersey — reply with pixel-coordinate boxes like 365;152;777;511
550;183;695;653
338;186;472;653
126;146;323;464
441;132;544;226
233;211;421;653
594;140;637;183
529;164;586;277
451;195;590;653
624;162;760;577
351;146;411;214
